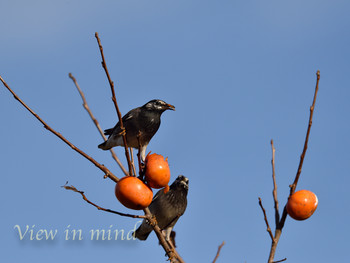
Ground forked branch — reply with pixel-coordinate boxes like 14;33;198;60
261;71;321;263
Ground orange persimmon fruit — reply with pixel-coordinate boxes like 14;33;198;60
144;152;171;189
286;190;318;220
115;176;153;210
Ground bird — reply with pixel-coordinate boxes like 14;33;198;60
98;99;175;161
134;175;189;243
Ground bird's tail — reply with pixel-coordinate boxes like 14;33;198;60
98;141;111;150
134;225;152;241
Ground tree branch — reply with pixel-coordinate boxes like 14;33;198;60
289;70;321;194
278;70;321;230
95;32;133;177
212;241;225;263
273;258;287;263
258;198;274;242
68;73;128;176
62;183;146;219
271;140;280;226
0;75;119;183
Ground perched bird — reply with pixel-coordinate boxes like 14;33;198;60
98;99;175;161
134;175;189;242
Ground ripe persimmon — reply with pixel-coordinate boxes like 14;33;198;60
115;176;153;210
144;152;171;189
286;190;318;220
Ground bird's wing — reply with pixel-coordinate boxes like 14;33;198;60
152;188;163;202
123;111;134;122
104;108;139;136
104;128;114;136
163;214;181;230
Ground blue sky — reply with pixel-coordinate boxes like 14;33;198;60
1;1;349;262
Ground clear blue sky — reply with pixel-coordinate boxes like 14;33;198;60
1;1;349;262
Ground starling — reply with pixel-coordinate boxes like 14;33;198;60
134;175;189;242
98;99;175;161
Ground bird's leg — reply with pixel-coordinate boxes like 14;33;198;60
161;229;177;262
136;147;146;179
136;132;146;178
164;227;173;242
140;144;147;162
164;231;183;263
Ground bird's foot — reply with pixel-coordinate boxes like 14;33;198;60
118;128;126;136
147;215;158;227
165;248;179;263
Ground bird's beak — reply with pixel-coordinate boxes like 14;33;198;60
166;104;175;111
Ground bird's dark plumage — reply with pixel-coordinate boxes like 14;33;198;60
98;99;175;160
134;175;189;241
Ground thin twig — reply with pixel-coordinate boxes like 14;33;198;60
212;241;225;263
62;183;146;219
95;32;133;176
273;258;287;263
0;75;119;183
290;70;321;195
258;198;274;242
68;73;128;176
271;140;280;225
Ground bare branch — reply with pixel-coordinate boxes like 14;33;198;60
0;75;119;183
273;258;287;263
258;198;274;242
290;70;321;194
279;70;321;229
212;241;225;263
271;140;280;225
68;73;128;176
95;32;133;176
266;71;321;263
62;183;146;219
